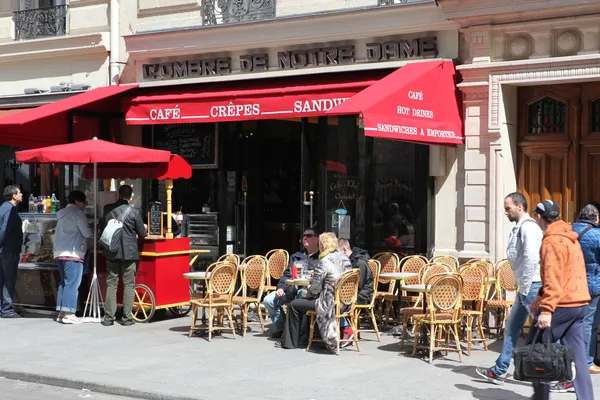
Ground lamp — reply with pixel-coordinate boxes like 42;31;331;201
5;158;22;184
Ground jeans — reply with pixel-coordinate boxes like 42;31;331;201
263;291;288;332
491;281;542;377
529;306;594;400
583;294;600;367
104;260;137;322
0;253;19;316
56;259;83;313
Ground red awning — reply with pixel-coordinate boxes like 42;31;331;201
124;71;389;124
0;109;27;119
0;85;138;149
328;60;463;146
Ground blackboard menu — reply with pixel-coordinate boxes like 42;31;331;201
153;123;218;168
149;201;162;236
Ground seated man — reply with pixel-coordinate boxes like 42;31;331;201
338;239;374;345
262;229;320;338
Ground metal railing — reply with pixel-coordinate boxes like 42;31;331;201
378;0;411;4
202;0;276;26
14;5;68;41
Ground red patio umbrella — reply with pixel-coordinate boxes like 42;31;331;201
82;154;192;180
15;137;175;322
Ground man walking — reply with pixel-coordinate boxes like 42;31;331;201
528;200;593;398
476;192;543;384
0;185;23;318
102;185;146;326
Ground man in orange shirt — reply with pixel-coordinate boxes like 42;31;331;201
529;200;594;398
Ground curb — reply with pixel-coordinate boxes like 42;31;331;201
0;370;202;400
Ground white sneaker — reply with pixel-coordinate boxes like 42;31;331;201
61;314;83;325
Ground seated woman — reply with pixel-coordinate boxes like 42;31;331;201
281;232;351;353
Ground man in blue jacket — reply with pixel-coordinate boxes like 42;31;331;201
262;228;319;338
0;185;23;318
572;203;600;377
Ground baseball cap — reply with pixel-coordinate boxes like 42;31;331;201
534;200;560;219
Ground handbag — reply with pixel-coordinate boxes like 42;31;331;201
512;328;576;384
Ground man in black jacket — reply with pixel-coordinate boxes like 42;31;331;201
101;185;147;326
338;239;374;345
0;185;23;318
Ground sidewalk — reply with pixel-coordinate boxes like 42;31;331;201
0;312;597;400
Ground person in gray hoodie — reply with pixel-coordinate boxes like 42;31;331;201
476;192;543;385
53;191;92;325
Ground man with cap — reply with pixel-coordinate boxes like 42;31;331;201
526;200;593;398
477;192;543;385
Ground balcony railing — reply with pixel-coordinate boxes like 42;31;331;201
14;5;68;41
378;0;411;5
202;0;276;26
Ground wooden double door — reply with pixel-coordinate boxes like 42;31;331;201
518;83;600;222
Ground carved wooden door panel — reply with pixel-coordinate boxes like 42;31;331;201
517;85;580;222
579;83;600;207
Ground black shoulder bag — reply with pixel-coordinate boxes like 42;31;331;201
513;328;576;384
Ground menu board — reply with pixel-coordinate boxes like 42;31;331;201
153;123;218;168
149;201;162;236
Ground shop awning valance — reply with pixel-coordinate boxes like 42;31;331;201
124;71;388;125
328;60;463;146
0;85;138;149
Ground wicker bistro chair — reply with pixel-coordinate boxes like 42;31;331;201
465;259;494;278
412;273;464;363
400;263;451;346
485;259;518;336
399;255;429;306
353;259;382;341
217;254;240;267
459;265;488;356
232;255;268;336
372;252;401;325
264;249;289;294
430;255;460;272
189;262;238;341
306;269;361;354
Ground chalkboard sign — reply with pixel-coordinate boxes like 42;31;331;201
152;123;218;168
149;201;162;236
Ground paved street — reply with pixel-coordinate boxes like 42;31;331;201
0;311;598;400
0;378;134;400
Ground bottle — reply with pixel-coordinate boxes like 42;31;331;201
46;196;51;214
50;194;57;213
28;194;34;213
43;196;48;213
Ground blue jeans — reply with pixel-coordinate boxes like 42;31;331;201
491;281;542;377
56;260;83;314
263;291;288;332
583;294;600;366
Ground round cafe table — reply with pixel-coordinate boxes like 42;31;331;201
379;272;419;281
285;278;311;286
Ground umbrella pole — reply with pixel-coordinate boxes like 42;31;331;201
166;178;173;239
84;161;103;322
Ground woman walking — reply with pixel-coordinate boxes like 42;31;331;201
54;191;92;324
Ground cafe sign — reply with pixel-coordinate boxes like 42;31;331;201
142;36;438;81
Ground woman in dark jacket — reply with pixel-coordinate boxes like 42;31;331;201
572;203;600;373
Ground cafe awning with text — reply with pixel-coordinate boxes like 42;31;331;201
327;60;463;146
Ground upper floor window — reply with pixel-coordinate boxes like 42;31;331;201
202;0;276;26
14;0;68;41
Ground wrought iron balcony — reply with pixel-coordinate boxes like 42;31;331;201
14;5;68;41
202;0;276;26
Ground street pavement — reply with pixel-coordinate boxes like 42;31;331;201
0;378;135;400
0;311;598;400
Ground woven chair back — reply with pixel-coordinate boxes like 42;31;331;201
335;269;360;314
459;265;486;301
466;258;494;277
429;274;463;313
430;255;459;271
217;254;240;267
265;249;289;280
367;259;381;306
208;262;237;296
496;259;518;293
400;255;428;285
243;255;268;293
422;263;450;285
373;252;400;284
